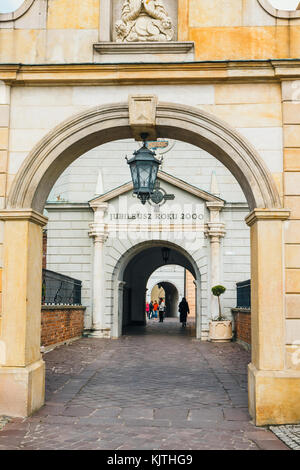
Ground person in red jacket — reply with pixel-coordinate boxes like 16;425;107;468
153;300;159;319
146;301;150;319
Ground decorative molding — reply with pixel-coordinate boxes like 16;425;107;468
89;201;109;212
0;209;48;227
0;0;35;22
94;41;193;54
206;222;226;242
257;0;300;19
89;170;225;204
1;60;300;86
245;209;290;227
103;223;206;233
89;201;109;242
45;203;91;212
206;201;225;211
7;101;281;213
223;203;249;212
129;94;157;140
93;41;195;63
89;231;109;244
115;0;174;43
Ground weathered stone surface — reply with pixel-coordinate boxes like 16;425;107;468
0;321;290;450
115;0;175;43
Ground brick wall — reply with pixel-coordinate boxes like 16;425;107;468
41;306;85;348
231;308;251;348
42;230;47;269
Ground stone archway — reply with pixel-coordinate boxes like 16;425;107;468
155;282;179;318
110;240;201;339
6;101;280;212
0;98;297;426
149;281;180;318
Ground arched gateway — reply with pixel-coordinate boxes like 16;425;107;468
0;98;297;426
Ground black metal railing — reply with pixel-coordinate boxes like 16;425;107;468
42;269;82;305
236;279;251;309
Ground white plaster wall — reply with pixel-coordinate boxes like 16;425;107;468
222;206;251;318
45;207;94;329
48;139;246;204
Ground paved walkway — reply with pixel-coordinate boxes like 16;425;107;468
0;319;289;450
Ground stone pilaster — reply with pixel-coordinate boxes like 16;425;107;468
206;202;226;320
0;209;48;417
0;83;10;326
89;202;109;338
282;81;300;370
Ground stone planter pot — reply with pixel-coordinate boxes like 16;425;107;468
209;320;233;342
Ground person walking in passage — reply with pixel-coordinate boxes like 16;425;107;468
159;298;166;323
149;300;154;319
179;297;189;328
153;300;159;319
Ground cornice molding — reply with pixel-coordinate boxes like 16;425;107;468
0;209;48;226
93;41;194;65
89;170;224;205
1;60;300;85
245;209;290;227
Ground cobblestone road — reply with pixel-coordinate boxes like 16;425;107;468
0;320;289;450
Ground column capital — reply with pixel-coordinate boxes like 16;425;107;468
245;209;290;227
206;201;225;211
89;224;108;243
0;209;48;227
89;201;109;213
206;222;226;241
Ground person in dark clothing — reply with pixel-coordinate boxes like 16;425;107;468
149;301;154;319
178;297;189;327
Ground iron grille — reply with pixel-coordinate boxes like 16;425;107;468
236;279;251;309
42;269;82;306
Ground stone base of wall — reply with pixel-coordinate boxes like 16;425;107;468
231;308;251;349
41;306;85;348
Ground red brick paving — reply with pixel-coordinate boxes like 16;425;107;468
0;319;289;450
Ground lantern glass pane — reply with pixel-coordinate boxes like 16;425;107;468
149;163;159;190
130;163;139;190
138;164;151;189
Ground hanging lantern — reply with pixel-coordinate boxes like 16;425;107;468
126;133;162;205
161;247;170;264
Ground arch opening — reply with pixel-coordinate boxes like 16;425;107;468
152;282;179;318
112;240;200;336
6;102;281;214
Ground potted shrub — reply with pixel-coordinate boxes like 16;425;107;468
209;285;233;342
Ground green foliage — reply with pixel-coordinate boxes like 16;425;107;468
211;285;226;297
211;285;226;321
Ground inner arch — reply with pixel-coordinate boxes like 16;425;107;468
114;240;200;331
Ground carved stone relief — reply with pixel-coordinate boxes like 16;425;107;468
113;0;177;42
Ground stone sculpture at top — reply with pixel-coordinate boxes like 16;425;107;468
116;0;175;42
